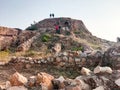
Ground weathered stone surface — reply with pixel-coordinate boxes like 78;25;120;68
65;85;81;90
53;43;61;54
0;26;36;51
9;72;28;86
52;76;65;89
16;33;40;51
25;64;32;69
93;86;104;90
102;44;120;69
36;72;54;90
115;78;120;87
27;76;36;87
75;76;91;90
7;86;27;90
94;66;112;74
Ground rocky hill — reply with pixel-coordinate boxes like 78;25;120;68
0;18;115;52
0;18;120;90
26;17;114;51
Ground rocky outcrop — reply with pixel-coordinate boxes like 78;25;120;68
0;26;18;50
0;26;36;51
102;43;120;69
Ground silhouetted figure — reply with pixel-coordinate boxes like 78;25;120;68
50;13;54;18
52;13;54;18
50;14;52;18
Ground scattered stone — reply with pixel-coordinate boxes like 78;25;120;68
81;67;92;75
25;64;31;69
62;52;68;56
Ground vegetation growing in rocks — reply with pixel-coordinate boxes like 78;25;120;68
41;34;52;42
71;46;83;51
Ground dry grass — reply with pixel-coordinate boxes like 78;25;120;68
71;35;101;50
0;51;11;62
12;50;52;59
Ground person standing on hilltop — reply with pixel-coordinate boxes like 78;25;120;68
64;20;71;35
50;14;52;18
52;13;54;18
49;13;54;18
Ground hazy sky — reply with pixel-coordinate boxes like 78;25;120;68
0;0;120;41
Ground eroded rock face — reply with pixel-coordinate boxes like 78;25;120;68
0;26;36;51
0;27;18;50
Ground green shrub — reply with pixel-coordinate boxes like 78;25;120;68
41;34;52;42
74;31;80;34
26;24;38;31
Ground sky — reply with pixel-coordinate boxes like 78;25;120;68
0;0;120;42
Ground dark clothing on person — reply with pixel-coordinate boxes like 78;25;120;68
50;14;52;18
64;21;71;30
52;13;54;18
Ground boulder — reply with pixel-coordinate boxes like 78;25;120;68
27;76;37;87
94;66;112;74
52;76;65;89
36;72;54;90
9;72;28;86
115;78;120;87
53;43;61;54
